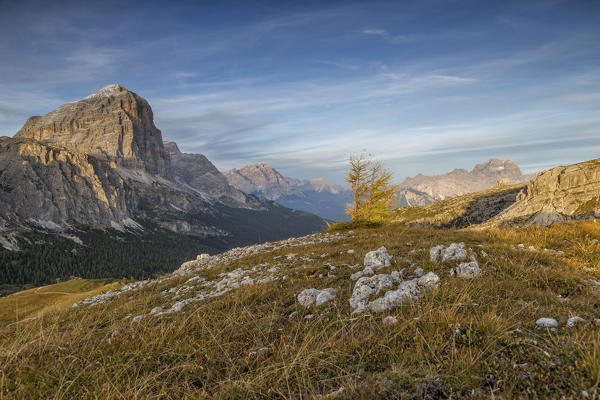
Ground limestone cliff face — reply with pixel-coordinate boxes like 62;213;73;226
15;84;170;178
0;137;130;228
493;158;600;225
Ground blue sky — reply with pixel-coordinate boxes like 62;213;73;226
1;0;599;184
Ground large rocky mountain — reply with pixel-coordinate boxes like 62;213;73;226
0;85;325;287
224;163;351;221
398;158;536;206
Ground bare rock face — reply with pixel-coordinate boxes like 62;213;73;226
15;84;170;178
398;159;535;207
0;137;130;228
165;141;257;208
492;158;600;225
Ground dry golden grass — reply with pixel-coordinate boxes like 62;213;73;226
0;279;120;327
0;222;599;399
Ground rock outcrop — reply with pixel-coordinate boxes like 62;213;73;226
224;163;351;221
396;158;600;228
398;158;535;207
491;158;600;226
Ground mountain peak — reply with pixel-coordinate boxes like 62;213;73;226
471;158;522;177
15;85;170;177
398;158;532;207
83;84;127;100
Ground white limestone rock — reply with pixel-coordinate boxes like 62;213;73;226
297;288;336;307
536;318;558;328
382;316;399;326
429;245;444;262
430;243;468;263
418;272;441;288
132;315;145;323
363;246;392;270
566;316;586;327
453;259;482;278
315;289;336;306
348;274;395;311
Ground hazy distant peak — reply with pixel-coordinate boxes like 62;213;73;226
471;158;521;176
398;158;535;207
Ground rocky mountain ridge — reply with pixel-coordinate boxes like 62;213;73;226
398;158;536;207
224;163;351;221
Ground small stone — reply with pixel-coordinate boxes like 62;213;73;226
288;311;297;319
304;314;314;320
315;289;336;306
382;316;398;326
132;315;145;323
536;318;558;328
429;245;444;262
417;272;440;289
150;306;163;314
453;260;481;278
298;288;320;306
566;316;586;327
413;267;425;277
347;249;355;254
350;271;364;280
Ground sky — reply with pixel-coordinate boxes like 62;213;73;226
0;0;599;184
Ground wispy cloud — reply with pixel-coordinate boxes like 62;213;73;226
361;28;411;44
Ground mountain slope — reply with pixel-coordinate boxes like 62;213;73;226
225;163;351;221
398;158;536;206
1;221;599;398
395;158;600;228
15;84;170;177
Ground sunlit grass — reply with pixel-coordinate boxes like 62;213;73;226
0;221;599;398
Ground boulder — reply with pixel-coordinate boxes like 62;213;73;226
452;260;481;278
297;288;336;307
364;246;392;270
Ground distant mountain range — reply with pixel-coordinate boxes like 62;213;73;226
223;159;537;221
224;163;352;221
397;158;537;206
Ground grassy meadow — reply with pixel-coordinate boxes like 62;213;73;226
0;221;599;399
